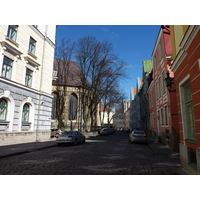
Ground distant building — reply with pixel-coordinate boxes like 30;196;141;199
140;60;153;135
0;25;56;145
130;87;137;129
99;104;114;128
135;77;143;129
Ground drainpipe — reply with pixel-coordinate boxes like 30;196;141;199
36;25;47;141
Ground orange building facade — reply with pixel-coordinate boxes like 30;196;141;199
170;25;200;174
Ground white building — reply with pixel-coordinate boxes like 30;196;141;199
0;25;56;145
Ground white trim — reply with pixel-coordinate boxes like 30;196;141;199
180;25;200;51
198;59;200;71
0;77;53;99
18;97;35;131
171;49;187;72
0;89;15;131
179;74;190;145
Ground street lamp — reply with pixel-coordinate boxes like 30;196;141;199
164;72;176;92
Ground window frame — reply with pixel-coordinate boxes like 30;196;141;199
0;98;8;121
25;68;33;87
22;103;30;122
28;37;36;55
69;93;78;120
1;56;13;79
7;25;18;42
181;79;196;141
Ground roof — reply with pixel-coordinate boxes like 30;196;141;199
53;59;83;87
142;60;153;73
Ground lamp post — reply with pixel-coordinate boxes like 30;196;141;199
164;72;176;92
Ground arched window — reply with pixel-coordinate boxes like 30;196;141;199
22;103;30;122
69;93;78;120
0;99;7;121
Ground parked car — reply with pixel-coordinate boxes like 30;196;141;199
56;131;85;146
109;128;116;134
129;130;147;144
99;128;111;135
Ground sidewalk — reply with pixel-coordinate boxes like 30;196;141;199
0;132;97;159
147;137;188;175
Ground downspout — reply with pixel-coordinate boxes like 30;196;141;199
36;25;47;141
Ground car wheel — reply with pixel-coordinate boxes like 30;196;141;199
74;139;77;145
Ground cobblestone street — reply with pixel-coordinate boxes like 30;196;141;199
0;132;187;175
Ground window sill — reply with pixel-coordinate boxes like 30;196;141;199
0;121;10;131
185;139;196;144
5;36;19;47
28;52;37;60
0;121;10;125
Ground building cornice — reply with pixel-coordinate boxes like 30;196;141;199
28;25;56;49
0;77;53;98
171;25;199;73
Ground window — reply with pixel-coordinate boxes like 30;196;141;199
161;108;164;125
22;103;30;122
159;77;161;98
25;68;33;87
164;105;168;125
0;99;7;121
7;25;18;42
156;82;159;100
1;56;13;79
162;71;166;94
69;93;77;120
159;41;163;60
188;148;197;171
28;37;36;55
182;80;196;140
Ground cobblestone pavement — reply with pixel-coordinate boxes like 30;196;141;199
0;132;188;175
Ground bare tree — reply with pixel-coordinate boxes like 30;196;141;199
52;38;76;129
75;36;128;131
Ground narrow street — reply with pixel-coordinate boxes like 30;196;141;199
0;131;183;175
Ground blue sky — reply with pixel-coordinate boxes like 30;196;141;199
56;25;160;99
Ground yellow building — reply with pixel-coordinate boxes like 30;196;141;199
0;25;56;145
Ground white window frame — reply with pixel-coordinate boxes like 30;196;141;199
18;97;35;131
7;25;18;42
28;37;36;55
0;90;15;131
179;75;196;142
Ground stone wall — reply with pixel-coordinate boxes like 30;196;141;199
0;130;51;146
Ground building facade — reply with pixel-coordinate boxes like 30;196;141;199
140;60;153;135
148;25;180;151
130;87;137;130
170;25;200;174
0;25;56;145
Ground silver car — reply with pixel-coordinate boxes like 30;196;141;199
129;130;147;144
99;128;111;135
56;131;85;145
